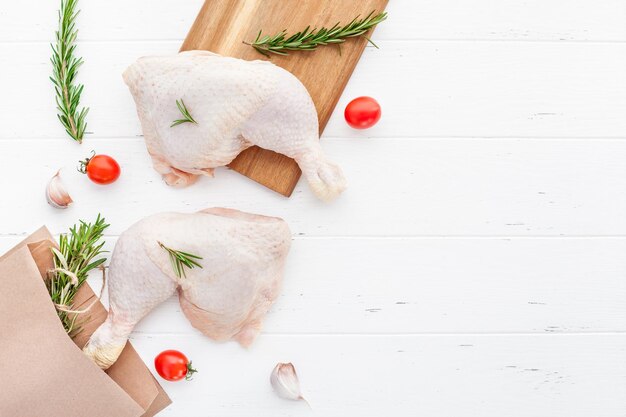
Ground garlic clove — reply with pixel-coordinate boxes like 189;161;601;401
270;362;307;403
46;170;73;209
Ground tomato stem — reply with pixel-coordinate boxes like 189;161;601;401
185;361;198;381
77;150;96;174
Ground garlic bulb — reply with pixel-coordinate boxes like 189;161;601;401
270;362;307;403
46;170;73;209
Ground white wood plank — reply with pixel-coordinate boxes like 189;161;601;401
126;333;626;416
2;0;626;42
0;0;204;42
135;237;626;335
334;41;626;138
2;41;625;140
2;236;625;334
0;138;624;237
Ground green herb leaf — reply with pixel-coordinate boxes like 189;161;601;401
245;11;387;56
51;0;89;143
171;99;198;127
158;241;203;278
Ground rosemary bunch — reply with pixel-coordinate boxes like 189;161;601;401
245;11;387;57
158;241;203;278
47;215;109;336
50;0;89;143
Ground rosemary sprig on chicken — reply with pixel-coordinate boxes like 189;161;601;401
158;241;203;278
171;99;198;127
50;0;89;143
245;11;387;57
48;215;109;336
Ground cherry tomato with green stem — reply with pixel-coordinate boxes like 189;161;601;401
154;350;197;382
78;152;121;185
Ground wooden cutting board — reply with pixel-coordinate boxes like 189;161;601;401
181;0;388;197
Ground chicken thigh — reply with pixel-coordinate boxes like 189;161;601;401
123;50;347;201
83;208;291;370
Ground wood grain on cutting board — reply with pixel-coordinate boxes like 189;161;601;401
181;0;388;196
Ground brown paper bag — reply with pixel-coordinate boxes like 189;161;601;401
0;227;171;417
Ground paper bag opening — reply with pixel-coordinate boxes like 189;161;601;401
0;227;171;417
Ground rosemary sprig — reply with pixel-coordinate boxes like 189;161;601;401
245;11;387;57
158;241;203;278
47;215;109;336
50;0;89;143
171;99;198;127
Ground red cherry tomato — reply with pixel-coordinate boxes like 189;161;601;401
154;350;197;382
344;96;381;129
78;152;121;185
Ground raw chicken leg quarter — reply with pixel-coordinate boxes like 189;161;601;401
123;50;347;201
84;208;292;369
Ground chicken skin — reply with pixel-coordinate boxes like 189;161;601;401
123;50;347;201
83;208;291;369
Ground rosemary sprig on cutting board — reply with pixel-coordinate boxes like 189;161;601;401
50;0;89;143
158;241;203;278
48;215;109;336
245;11;387;57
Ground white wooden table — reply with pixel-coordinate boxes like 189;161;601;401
1;1;626;415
